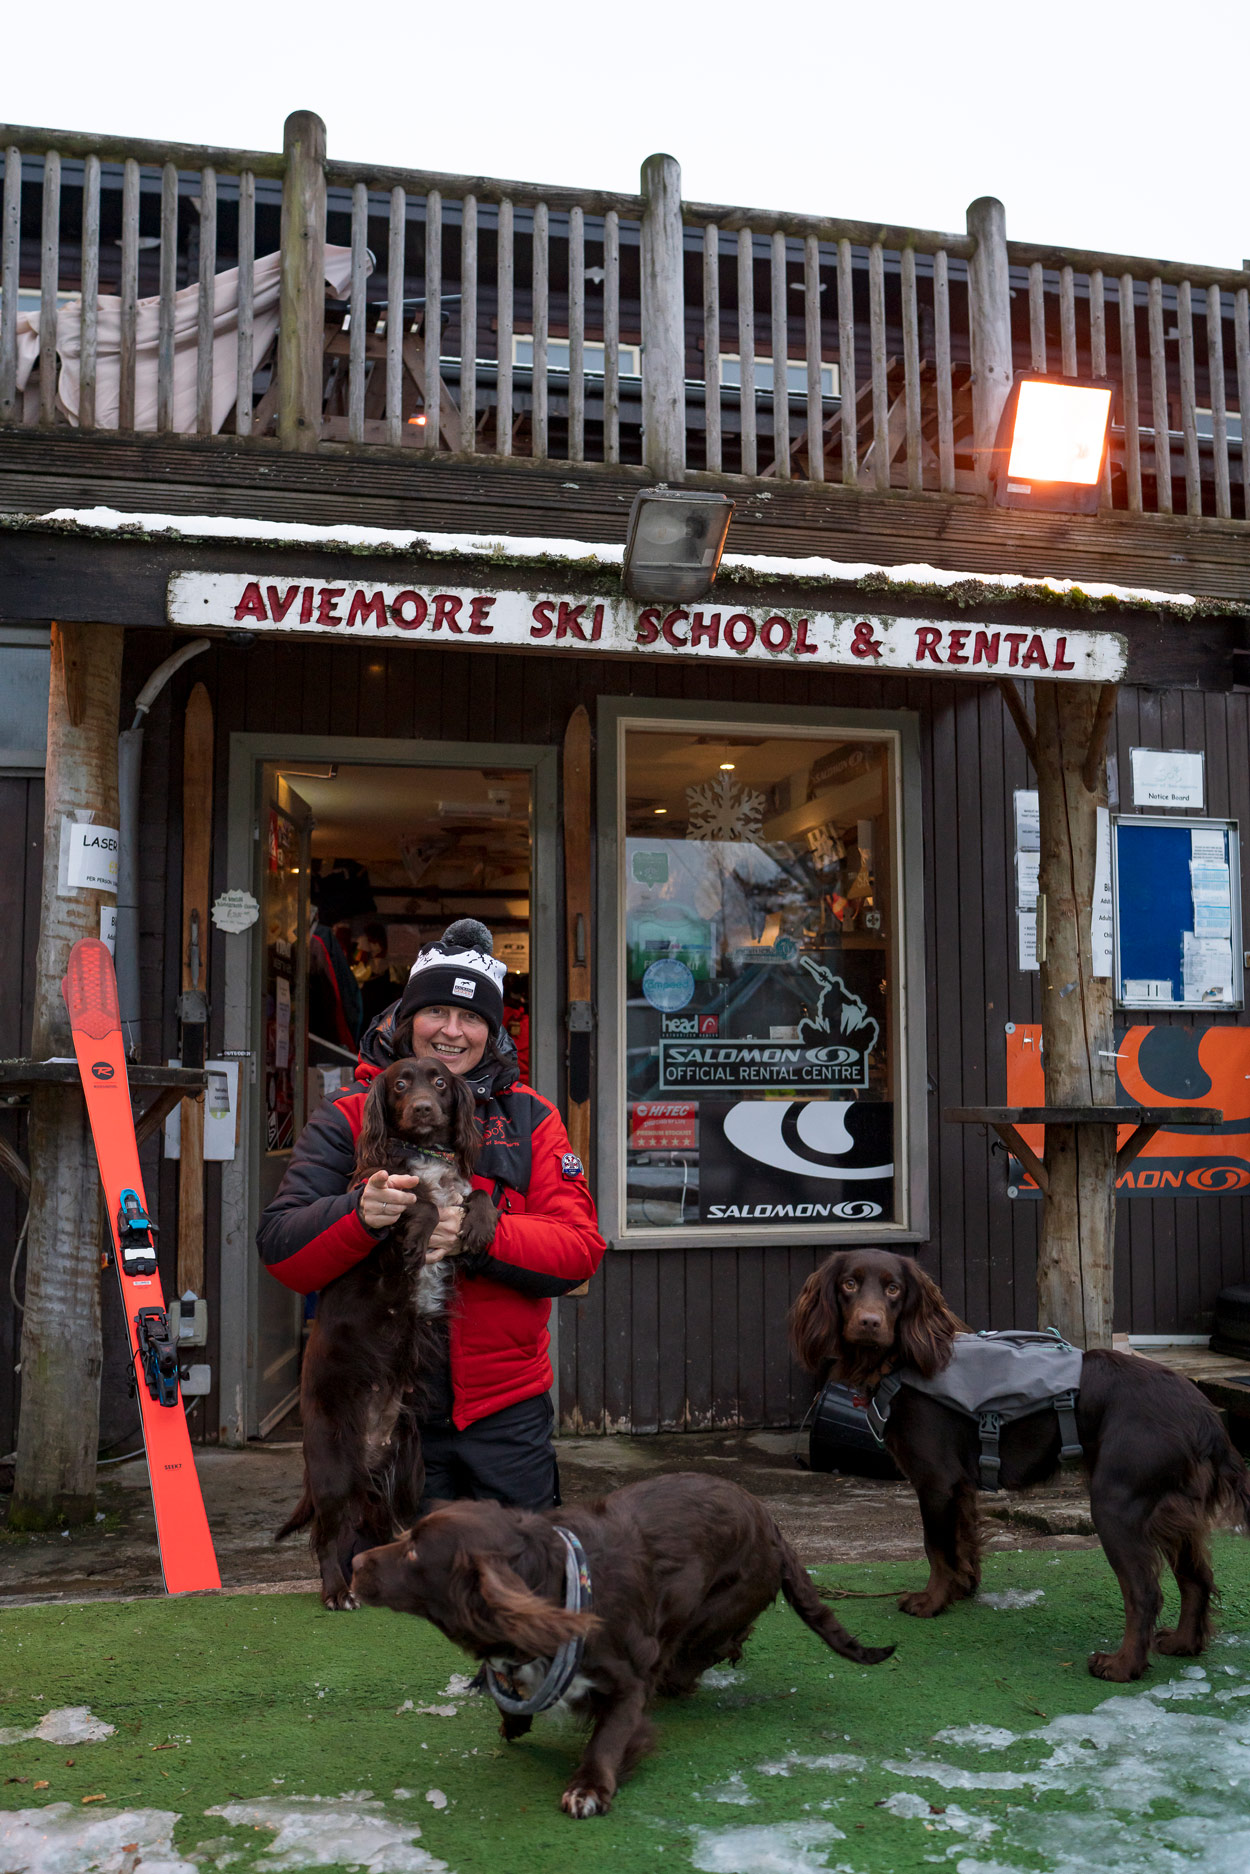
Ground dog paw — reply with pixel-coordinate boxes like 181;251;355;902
321;1589;360;1612
561;1783;611;1819
1088;1649;1146;1682
1153;1627;1202;1657
898;1591;949;1618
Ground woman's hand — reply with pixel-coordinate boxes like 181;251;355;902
425;1206;466;1261
357;1170;421;1232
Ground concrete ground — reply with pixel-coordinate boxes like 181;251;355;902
0;1428;1097;1604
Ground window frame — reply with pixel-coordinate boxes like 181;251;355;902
596;696;928;1251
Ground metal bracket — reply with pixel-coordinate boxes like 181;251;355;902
567;1001;593;1032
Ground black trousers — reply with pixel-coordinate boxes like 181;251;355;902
418;1391;560;1514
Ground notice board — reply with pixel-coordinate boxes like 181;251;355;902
1112;816;1242;1011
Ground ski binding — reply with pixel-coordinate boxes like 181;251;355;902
136;1306;180;1407
117;1186;157;1275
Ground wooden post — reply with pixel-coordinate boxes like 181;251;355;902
640;152;686;480
10;622;123;1529
277;109;327;452
178;683;213;1300
966;196;1014;493
1034;680;1119;1348
563;707;593;1299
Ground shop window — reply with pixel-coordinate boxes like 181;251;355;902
0;627;50;772
612;714;915;1242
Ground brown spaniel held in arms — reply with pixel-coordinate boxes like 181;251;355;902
791;1249;1250;1683
351;1472;893;1818
277;1058;498;1609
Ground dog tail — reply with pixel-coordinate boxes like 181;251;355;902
1214;1437;1250;1532
778;1534;895;1665
275;1481;315;1542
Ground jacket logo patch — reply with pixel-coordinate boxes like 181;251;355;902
453;977;478;998
562;1153;584;1180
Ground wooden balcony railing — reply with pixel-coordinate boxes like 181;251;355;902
2;110;1249;523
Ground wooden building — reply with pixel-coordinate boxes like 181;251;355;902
2;114;1250;1460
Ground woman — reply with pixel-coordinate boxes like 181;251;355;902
257;919;604;1510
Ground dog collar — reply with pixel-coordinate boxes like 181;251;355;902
410;1145;458;1165
483;1527;593;1716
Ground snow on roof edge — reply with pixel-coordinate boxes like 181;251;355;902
8;504;1221;612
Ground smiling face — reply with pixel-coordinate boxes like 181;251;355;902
407;1004;491;1075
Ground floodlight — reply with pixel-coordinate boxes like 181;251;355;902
991;373;1113;515
623;490;735;603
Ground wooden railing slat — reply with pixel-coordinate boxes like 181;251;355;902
603;209;620;465
532;200;548;460
567;203;584;463
348;181;368;444
1147;277;1172;513
769;230;789;479
1118;274;1142;512
1060;263;1077;376
496;198;514;457
934;248;954;493
703;223;721;474
901;245;922;492
803;233;822;483
1089;268;1111;508
157;160;177;432
195;166;216;436
1028;261;1046;371
837;236;857;486
869;241;888;492
0;148;19;422
118;157;139;431
1235;287;1250;522
1177;279;1201;517
234;170;255;436
460;194;478;454
38;149;60;425
1207;284;1230;520
79;153;99;431
423;189;441;452
737;228;756;476
385;185;404;447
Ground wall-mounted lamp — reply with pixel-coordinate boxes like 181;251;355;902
622;490;735;603
991;373;1113;515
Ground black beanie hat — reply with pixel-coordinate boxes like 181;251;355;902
396;918;506;1034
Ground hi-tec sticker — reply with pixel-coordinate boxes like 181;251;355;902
452;977;478;998
561;1153;584;1180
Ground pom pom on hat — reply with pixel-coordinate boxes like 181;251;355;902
397;918;507;1033
441;917;495;954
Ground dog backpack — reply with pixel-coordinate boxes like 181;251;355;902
862;1329;1085;1489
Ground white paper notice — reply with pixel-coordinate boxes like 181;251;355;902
99;904;117;955
275;975;292;1069
1018;910;1038;972
1130;747;1205;809
1014;790;1040;851
1123;979;1173;1001
165;1058;241;1161
1194;901;1233;938
65;820;120;891
1091;806;1114;978
1016;851;1040;910
212;888;260;934
1182;933;1234;1003
1190;864;1231;905
1191;828;1226;867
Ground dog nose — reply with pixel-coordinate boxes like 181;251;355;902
857;1311;883;1331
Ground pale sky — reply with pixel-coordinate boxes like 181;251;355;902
4;0;1245;269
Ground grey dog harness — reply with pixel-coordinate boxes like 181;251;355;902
862;1330;1085;1490
483;1527;593;1716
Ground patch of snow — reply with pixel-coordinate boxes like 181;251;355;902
391;1792;413;1801
701;1668;744;1689
879;1793;998;1841
756;1754;865;1778
205;1797;446;1873
422;1793;446;1812
932;1726;1017;1751
412;1707;457;1719
696;1773;757;1807
442;1675;474;1698
0;1707;116;1746
689;1820;845;1873
975;1589;1044;1610
0;1803;195;1874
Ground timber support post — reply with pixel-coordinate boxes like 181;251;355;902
11;621;123;1529
966;195;1014;494
1034;679;1120;1348
277;109;327;452
640;151;686;481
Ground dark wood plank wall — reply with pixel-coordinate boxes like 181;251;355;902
0;779;43;1456
4;638;1250;1449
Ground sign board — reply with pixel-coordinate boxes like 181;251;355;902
1113;817;1242;1010
1130;747;1205;810
168;574;1128;685
64;820;119;892
1006;1023;1250;1194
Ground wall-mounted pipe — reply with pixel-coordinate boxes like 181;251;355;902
117;640;211;1053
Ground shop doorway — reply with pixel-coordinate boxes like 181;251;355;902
219;736;557;1441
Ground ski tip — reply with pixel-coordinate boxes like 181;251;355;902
63;939;121;1039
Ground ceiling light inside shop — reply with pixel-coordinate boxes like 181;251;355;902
622;490;735;603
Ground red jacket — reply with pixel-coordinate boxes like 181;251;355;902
256;1028;604;1429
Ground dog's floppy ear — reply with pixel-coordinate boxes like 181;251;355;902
353;1071;393;1185
450;1073;481;1176
895;1259;963;1377
789;1253;850;1375
470;1555;598;1657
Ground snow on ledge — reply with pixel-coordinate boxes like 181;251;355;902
14;505;1212;610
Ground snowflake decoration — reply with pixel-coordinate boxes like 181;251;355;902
685;773;765;841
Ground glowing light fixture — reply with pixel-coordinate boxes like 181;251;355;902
623;490;735;603
992;372;1114;515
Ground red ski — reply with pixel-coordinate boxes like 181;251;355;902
62;939;220;1594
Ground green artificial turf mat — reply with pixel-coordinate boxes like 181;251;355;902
2;1540;1249;1873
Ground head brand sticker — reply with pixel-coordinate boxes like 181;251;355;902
452;977;478;999
561;1153;584;1180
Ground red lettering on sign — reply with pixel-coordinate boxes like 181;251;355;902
972;630;1000;666
724;613;757;653
635;607;661;645
346;589;387;629
300;587;314;624
661;609;689;647
469;595;496;635
590;603;604;641
915;627;943;663
1021;634;1049;670
531;600;556;638
316;588;345;625
690;611;720;648
557;601;590;641
390;591;427;629
946;628;970;665
1052;636;1075;671
266;584;299;622
233;581;267;623
431;595;463;633
1003;631;1028;667
794;618;817;655
761;616;793;653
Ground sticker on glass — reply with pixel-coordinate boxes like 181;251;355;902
642;957;695;1012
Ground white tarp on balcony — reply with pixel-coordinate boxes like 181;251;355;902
14;245;354;432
